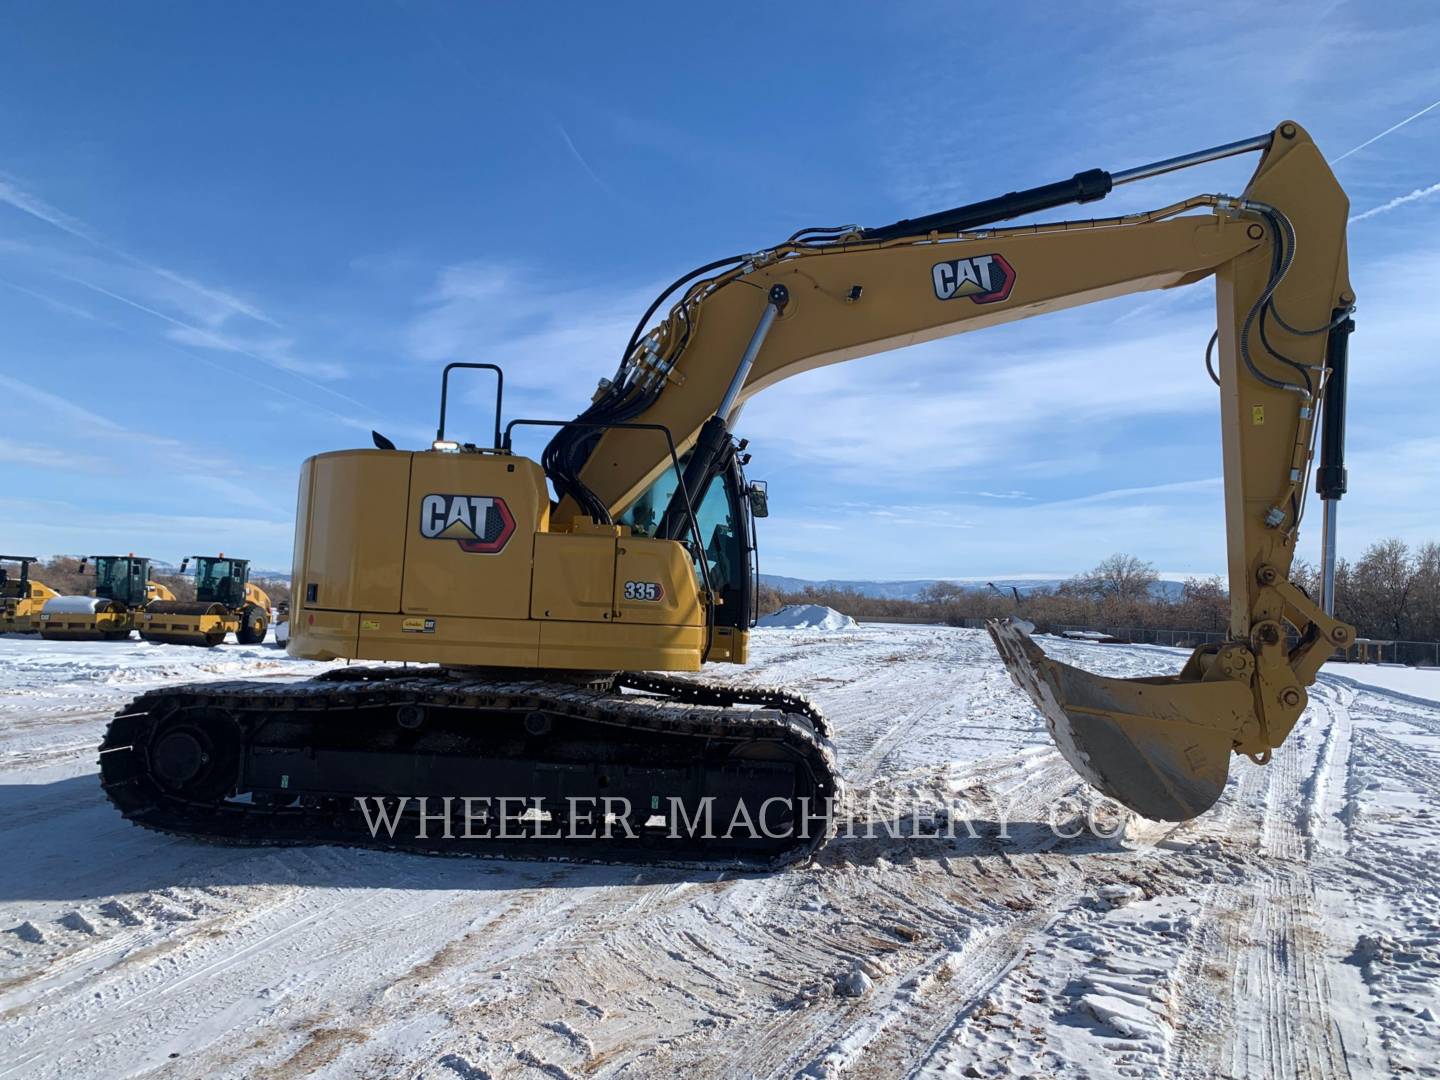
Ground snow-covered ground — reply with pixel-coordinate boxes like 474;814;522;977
1;626;1438;1079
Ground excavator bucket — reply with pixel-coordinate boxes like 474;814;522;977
988;618;1252;821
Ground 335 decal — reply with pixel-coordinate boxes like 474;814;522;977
623;580;665;602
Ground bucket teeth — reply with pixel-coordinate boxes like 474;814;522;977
988;617;1246;822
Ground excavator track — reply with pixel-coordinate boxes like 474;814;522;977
98;668;842;870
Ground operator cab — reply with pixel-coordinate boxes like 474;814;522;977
189;556;250;610
617;448;763;631
89;556;152;608
0;556;39;599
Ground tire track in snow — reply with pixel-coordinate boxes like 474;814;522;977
1165;684;1354;1080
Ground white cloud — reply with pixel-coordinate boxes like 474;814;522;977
0;496;295;563
407;262;650;410
1349;181;1440;223
0;373;148;438
162;323;350;383
759;474;1229;580
0;437;112;473
0;175;99;242
739;314;1217;478
0;173;274;327
0;373;285;543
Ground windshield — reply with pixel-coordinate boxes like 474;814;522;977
93;556;147;605
616;453;755;628
93;557;123;591
195;558;245;605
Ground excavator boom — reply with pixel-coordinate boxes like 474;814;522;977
551;120;1354;820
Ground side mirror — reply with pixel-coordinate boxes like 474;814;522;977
748;481;770;519
78;558;88;575
180;557;190;574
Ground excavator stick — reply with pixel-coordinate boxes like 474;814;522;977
981;125;1357;822
989;619;1244;820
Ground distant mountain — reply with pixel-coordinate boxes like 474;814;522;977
759;574;1186;601
147;560;292;581
759;575;960;600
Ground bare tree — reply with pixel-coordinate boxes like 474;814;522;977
1176;576;1228;633
1347;539;1416;639
1071;554;1159;602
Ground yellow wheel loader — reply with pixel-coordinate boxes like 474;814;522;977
139;555;272;647
0;556;57;634
41;556;174;641
102;122;1357;867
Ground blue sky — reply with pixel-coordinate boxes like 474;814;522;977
2;2;1437;580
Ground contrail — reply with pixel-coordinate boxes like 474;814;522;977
1332;97;1440;164
1349;181;1440;223
549;116;618;199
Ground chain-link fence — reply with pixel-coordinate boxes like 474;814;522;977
1046;623;1440;667
855;616;1440;667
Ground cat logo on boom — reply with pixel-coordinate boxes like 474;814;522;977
417;494;516;554
931;253;1016;304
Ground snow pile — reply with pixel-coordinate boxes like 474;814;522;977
757;604;857;631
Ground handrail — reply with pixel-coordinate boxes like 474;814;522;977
438;362;505;449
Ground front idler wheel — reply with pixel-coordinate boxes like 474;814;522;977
146;708;243;802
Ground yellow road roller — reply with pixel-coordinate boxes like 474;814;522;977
39;555;173;641
139;555;271;647
0;556;57;634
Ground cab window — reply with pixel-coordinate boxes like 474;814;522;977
693;472;741;597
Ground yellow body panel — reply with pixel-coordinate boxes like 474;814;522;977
298;451;412;613
613;537;704;629
297;609;362;661
288;449;711;672
705;624;748;665
532;533;616;622
537;619;705;672
0;580;57;634
142;610;231;634
403;452;549;619
39;602;134;640
136;573;272;648
356;614;540;666
139;605;233;645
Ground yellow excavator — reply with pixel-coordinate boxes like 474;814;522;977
41;555;174;641
139;555;271;647
101;121;1356;867
0;556;57;634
